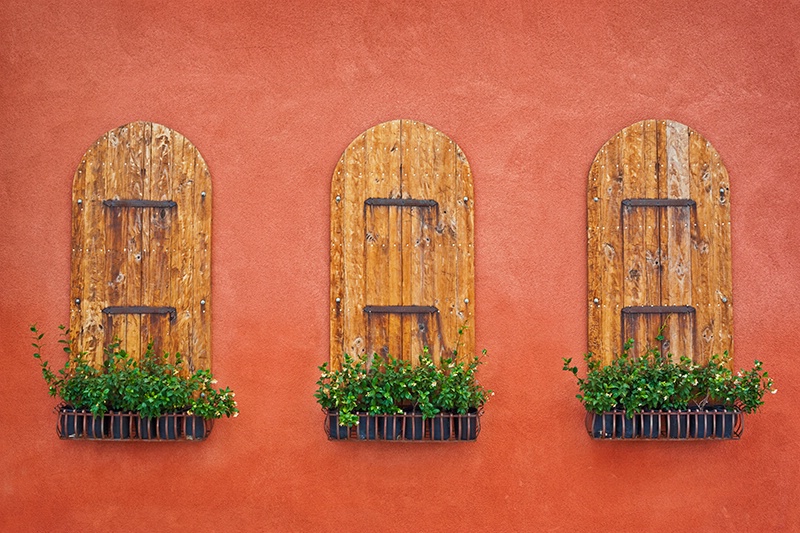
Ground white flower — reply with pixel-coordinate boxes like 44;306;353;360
233;412;239;417
771;389;778;394
211;379;218;384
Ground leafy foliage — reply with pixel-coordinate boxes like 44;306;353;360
563;338;775;416
32;325;238;420
315;349;492;427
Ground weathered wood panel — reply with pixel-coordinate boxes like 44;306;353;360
330;120;475;367
71;122;212;368
588;119;733;366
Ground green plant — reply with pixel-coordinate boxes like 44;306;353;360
434;351;491;414
32;325;109;416
563;338;775;416
700;352;774;414
314;354;364;427
315;348;492;427
32;325;238;420
188;369;238;419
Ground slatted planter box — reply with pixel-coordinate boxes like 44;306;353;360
324;410;482;442
55;405;213;441
585;408;743;440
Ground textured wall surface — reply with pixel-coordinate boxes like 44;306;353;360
1;1;798;531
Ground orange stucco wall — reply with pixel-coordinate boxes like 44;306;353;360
2;2;798;531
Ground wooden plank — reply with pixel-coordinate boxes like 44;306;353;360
400;120;419;363
655;120;668;198
81;132;107;364
455;140;476;362
621;208;650;356
593;134;624;365
434;134;459;364
341;131;368;361
386;202;403;361
688;128;712;363
123;122;147;359
364;203;389;358
587;159;601;356
363;121;399;361
104;125;128;350
420;126;441;360
143;123;173;358
70;155;86;358
662;201;692;358
663;123;693;352
192;154;212;371
330;153;346;370
709;144;734;363
621;122;646;311
170;131;196;369
641;119;660;198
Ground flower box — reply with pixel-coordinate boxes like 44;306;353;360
564;338;773;442
55;405;214;441
323;409;482;442
33;327;238;442
316;349;491;444
585;407;743;440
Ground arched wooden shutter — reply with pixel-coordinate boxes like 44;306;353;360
588;120;732;365
330;120;474;368
70;122;211;370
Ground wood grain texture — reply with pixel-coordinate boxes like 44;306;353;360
588;120;732;366
71;122;212;369
331;120;474;366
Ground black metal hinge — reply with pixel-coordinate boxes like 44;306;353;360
364;305;438;314
102;306;177;322
365;198;438;208
103;199;177;208
622;199;696;208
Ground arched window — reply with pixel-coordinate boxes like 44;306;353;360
330;120;475;368
588;120;732;365
70;122;212;369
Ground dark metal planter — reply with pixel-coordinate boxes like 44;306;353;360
402;411;425;440
323;409;482;442
586;407;743;440
357;415;377;440
325;412;350;440
430;414;453;441
378;415;405;440
54;405;213;441
59;407;104;438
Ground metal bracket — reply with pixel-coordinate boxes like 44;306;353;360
102;306;177;322
103;199;177;208
622;199;696;208
622;306;695;315
363;305;438;314
365;198;438;208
